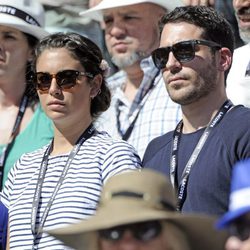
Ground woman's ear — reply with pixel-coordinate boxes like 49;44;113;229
217;47;232;72
90;74;102;99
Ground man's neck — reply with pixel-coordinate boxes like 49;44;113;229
123;64;144;102
181;95;228;134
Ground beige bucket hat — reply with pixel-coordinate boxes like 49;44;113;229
79;0;183;21
48;169;228;250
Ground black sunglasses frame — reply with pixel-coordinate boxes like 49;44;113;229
152;39;222;69
98;220;162;242
33;69;94;91
229;219;250;242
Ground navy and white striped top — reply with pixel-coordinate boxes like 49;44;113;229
1;131;141;249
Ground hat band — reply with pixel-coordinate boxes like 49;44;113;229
110;191;176;211
0;5;41;27
230;187;250;210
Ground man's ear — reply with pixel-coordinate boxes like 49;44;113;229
218;47;232;72
90;74;102;99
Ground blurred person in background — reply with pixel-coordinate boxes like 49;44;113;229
48;169;228;250
80;0;183;158
217;158;250;250
0;0;53;190
226;0;250;107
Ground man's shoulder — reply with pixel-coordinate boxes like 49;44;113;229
143;132;173;161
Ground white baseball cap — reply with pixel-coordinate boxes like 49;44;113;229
0;0;49;40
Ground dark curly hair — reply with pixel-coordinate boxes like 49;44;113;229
31;32;111;119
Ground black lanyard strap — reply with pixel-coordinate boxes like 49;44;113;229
0;94;28;190
31;123;95;241
170;100;233;211
116;70;160;141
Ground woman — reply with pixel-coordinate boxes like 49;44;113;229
0;0;53;189
1;32;141;249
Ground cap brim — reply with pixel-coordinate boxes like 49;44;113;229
216;206;250;229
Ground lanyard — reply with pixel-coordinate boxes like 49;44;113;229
0;94;28;190
170;100;233;211
116;70;160;141
31;123;95;242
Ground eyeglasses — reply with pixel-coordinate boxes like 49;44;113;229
98;221;162;242
33;69;94;91
229;217;250;241
152;39;222;69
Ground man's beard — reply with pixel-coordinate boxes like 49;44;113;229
239;28;250;44
236;7;250;44
111;51;149;69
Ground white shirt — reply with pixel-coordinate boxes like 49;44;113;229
226;43;250;107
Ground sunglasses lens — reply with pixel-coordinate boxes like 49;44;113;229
173;42;195;62
36;73;52;91
99;227;124;241
135;221;162;241
34;70;80;91
56;70;78;89
99;221;162;242
152;48;169;69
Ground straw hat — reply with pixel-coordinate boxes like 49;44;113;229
0;0;49;39
217;158;250;228
48;169;227;250
79;0;183;21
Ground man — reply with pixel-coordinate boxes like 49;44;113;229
143;6;250;215
217;159;250;250
80;0;183;158
47;169;227;250
226;0;250;107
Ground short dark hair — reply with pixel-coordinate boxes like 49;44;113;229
159;6;235;54
32;32;111;119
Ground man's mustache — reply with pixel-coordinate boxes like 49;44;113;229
237;7;250;16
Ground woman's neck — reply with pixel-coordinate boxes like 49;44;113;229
51;118;93;155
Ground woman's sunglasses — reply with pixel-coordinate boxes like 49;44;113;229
152;39;222;69
98;220;162;242
32;69;94;91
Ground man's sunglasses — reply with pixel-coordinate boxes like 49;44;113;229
32;69;94;91
152;39;222;69
98;220;162;242
229;216;250;241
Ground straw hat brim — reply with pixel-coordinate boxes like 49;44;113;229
48;206;228;250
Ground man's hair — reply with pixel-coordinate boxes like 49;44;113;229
159;6;235;54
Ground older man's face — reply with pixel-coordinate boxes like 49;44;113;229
102;3;165;69
233;0;250;43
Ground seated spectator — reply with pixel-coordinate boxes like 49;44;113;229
217;158;250;250
1;32;141;249
48;169;228;250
